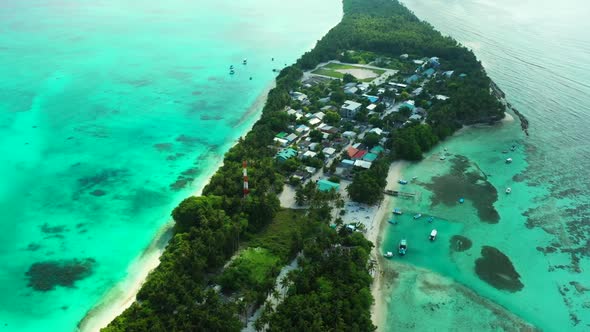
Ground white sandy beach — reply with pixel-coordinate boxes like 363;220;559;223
364;161;407;330
77;155;225;332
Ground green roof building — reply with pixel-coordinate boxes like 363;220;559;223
370;145;384;154
276;148;297;162
363;153;378;162
317;179;340;192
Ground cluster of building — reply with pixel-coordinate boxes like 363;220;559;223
272;54;459;191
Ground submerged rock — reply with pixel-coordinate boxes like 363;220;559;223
450;235;473;252
25;258;95;291
475;246;524;292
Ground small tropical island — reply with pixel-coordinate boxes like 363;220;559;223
101;0;508;331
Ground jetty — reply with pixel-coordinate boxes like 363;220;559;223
384;189;415;198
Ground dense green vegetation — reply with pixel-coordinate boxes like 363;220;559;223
104;0;504;331
257;232;375;331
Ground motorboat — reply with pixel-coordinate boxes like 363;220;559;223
388;219;398;225
427;216;434;223
510;144;516;151
458;198;465;204
384;251;394;258
229;69;235;75
412;176;418;180
506;187;512;194
413;213;422;220
398;179;408;185
440;155;446;160
398;239;408;256
506;158;513;164
429;229;438;241
243;58;248;65
393;208;403;215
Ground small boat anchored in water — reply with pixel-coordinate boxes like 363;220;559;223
243;58;248;65
506;187;512;194
393;208;403;215
384;251;394;258
413;213;422;220
399;239;408;256
506;158;513;164
398;179;408;185
429;229;438;241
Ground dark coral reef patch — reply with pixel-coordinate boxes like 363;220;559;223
423;155;499;223
475;246;523;292
25;258;95;291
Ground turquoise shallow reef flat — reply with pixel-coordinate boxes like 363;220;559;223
382;0;590;330
0;1;342;331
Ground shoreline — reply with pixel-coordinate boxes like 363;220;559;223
77;88;272;332
367;161;407;331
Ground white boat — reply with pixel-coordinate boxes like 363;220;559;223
413;213;422;220
429;229;437;241
243;58;248;65
399;179;408;185
506;158;513;164
440;155;446;160
398;239;408;256
393;208;403;215
384;251;394;258
506;187;512;194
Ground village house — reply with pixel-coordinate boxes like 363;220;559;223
405;74;420;84
341;100;362;118
290;92;309;105
308;117;322;127
312;111;325;120
342;131;357;139
295;124;310;134
423;68;436;78
276;148;297;163
354;160;372;169
322;147;337;158
321;105;338;113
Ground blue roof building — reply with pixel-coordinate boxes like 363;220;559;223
423;68;436;77
405;74;420;84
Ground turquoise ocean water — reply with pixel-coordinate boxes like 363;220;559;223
381;0;590;330
0;1;341;331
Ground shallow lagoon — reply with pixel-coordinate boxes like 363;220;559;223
0;1;342;330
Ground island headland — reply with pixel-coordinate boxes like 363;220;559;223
96;0;531;331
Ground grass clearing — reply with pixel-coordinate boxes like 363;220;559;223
218;209;312;297
248;208;309;260
312;63;386;82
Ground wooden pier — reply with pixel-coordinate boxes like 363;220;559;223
384;189;416;198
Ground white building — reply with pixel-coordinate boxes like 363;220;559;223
322;147;337;157
341;100;362;118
